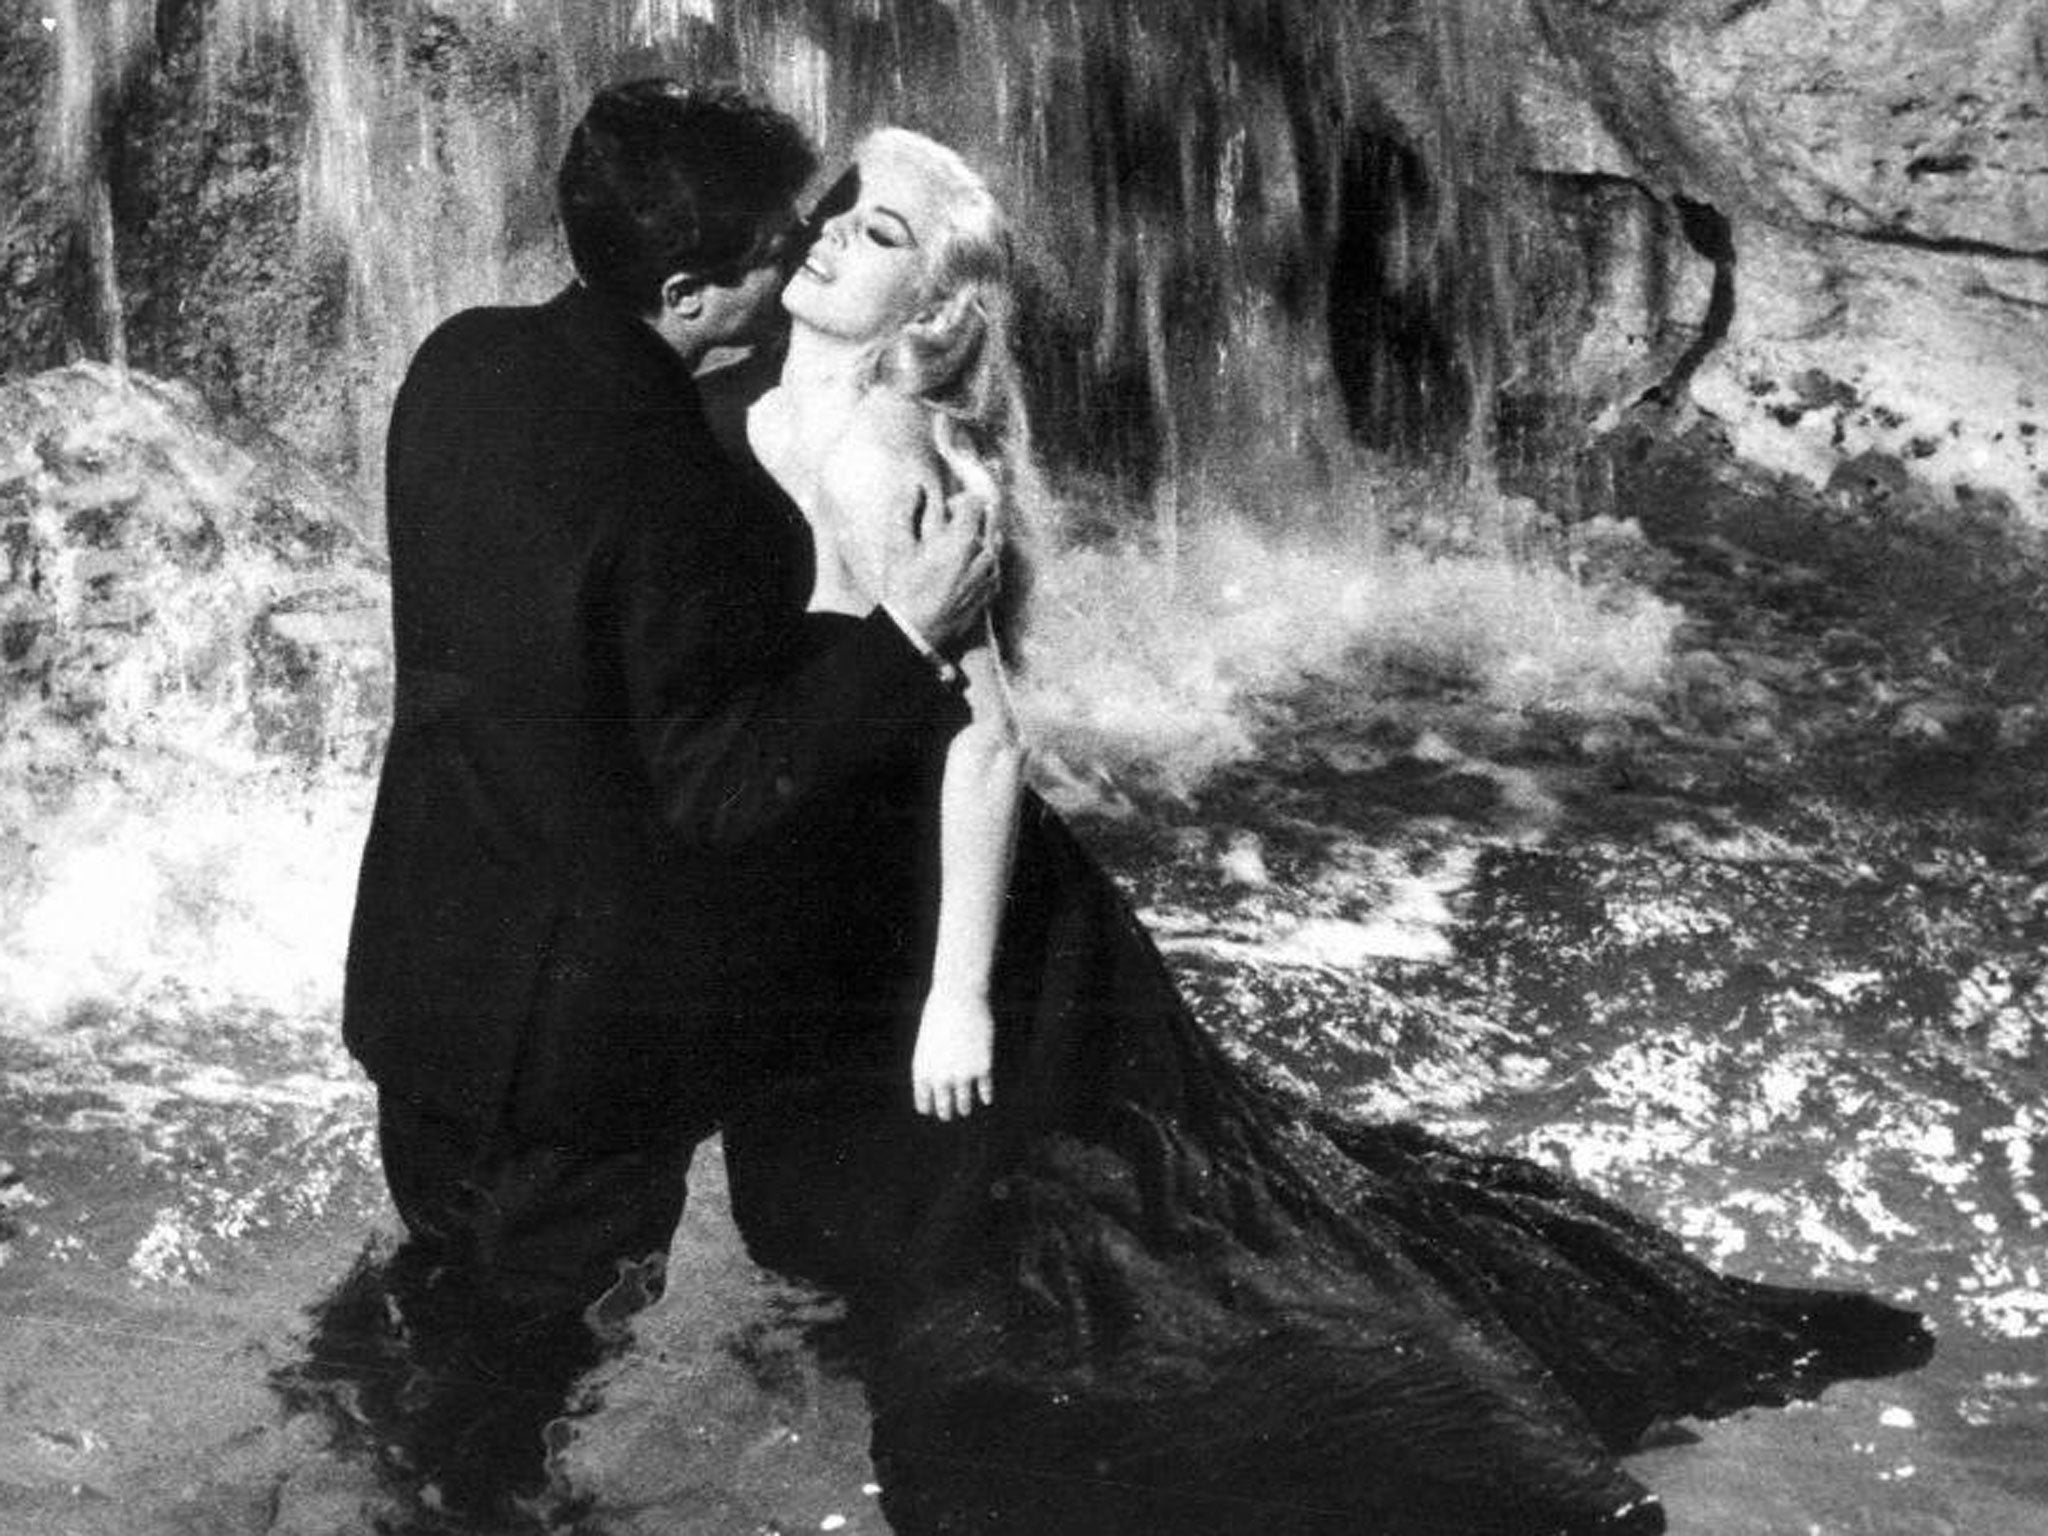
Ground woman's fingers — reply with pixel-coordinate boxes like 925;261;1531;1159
913;1072;995;1120
951;1073;992;1118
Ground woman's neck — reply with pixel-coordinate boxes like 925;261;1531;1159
750;324;875;506
776;324;873;404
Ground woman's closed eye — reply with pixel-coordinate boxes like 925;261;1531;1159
865;210;917;249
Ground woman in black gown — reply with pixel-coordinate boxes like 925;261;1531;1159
723;128;1933;1536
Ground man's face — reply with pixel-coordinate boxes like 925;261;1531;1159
696;212;807;349
781;157;946;343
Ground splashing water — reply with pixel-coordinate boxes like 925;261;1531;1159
1020;470;1680;801
0;364;387;1037
0;359;1672;1047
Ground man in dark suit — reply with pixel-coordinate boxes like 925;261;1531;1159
336;80;990;1519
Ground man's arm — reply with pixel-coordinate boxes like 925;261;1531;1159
612;434;988;852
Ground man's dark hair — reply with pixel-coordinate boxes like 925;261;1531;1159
558;80;816;314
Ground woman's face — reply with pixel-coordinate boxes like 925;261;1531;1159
782;146;950;343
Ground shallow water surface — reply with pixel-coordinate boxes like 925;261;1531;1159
2;699;2044;1534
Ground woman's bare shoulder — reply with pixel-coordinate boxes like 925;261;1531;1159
848;389;938;464
743;386;793;472
819;391;941;507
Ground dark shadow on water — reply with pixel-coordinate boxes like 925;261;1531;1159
269;1238;633;1535
1630;1420;1703;1452
721;1282;869;1393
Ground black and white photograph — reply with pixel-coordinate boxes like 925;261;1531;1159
1;2;2042;1532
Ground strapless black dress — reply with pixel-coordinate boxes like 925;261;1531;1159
717;614;1933;1536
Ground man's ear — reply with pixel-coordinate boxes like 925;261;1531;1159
658;272;707;321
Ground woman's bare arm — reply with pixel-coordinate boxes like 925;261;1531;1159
815;395;944;610
815;397;1025;1120
914;639;1025;1119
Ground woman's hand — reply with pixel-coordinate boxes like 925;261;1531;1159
912;988;995;1121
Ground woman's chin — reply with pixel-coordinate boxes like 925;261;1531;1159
781;289;844;337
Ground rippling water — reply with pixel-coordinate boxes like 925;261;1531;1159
1144;715;2048;1531
7;687;2043;1532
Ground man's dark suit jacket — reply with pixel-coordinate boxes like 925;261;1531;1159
343;282;965;1149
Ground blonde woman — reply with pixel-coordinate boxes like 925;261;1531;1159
745;126;1037;1125
720;128;1930;1536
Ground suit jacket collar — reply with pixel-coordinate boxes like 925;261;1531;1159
543;281;699;406
541;281;813;598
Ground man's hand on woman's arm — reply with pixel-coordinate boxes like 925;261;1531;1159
882;486;998;652
821;424;998;656
615;449;976;853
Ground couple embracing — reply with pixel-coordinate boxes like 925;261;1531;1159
340;79;1930;1536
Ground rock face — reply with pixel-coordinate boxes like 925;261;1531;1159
1514;0;2047;517
0;363;387;770
3;1;2042;527
0;6;350;463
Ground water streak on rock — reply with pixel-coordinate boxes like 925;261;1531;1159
45;0;1528;506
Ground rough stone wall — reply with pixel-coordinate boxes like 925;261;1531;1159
0;5;358;469
103;11;360;474
1514;0;2047;517
4;1;2043;524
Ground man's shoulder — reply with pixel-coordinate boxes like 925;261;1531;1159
426;302;534;344
392;297;623;436
407;301;552;380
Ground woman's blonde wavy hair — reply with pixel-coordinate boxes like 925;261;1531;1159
856;128;1044;663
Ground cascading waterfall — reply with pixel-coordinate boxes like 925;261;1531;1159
45;0;1527;524
47;0;157;375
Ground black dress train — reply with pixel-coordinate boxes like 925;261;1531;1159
719;615;1933;1536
